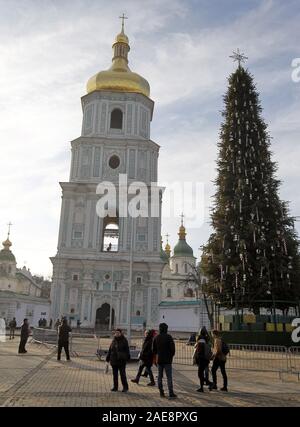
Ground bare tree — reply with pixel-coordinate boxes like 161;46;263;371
180;262;216;330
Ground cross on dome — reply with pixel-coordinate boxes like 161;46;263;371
119;13;128;33
7;222;12;239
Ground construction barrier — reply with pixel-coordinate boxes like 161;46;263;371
31;329;300;377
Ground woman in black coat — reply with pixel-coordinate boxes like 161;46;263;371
18;319;30;354
131;329;155;386
106;329;130;392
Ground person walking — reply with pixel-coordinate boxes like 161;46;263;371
199;326;212;386
106;329;130;392
152;323;177;399
194;331;212;392
9;318;17;340
18;319;30;354
210;330;229;392
131;329;156;386
57;317;72;361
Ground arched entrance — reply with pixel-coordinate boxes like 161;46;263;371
95;303;115;330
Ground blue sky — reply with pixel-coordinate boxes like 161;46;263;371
0;0;299;277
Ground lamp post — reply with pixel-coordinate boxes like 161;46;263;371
109;263;114;331
127;215;135;345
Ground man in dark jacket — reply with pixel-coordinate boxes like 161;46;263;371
106;329;130;392
57;317;72;361
152;323;177;399
9;318;17;340
131;329;155;386
18;319;30;354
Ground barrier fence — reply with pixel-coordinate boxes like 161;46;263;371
31;328;300;376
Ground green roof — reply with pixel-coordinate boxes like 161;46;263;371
173;239;194;257
160;248;169;263
0;249;16;262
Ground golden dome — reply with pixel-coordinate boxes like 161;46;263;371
86;25;150;98
165;242;171;254
2;238;12;249
115;31;129;45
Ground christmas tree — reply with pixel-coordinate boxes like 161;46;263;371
201;51;300;316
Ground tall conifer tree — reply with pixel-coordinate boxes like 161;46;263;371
201;54;300;314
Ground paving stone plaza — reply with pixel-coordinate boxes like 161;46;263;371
0;339;299;407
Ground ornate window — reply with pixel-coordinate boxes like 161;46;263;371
167;289;172;298
109;155;120;169
110;109;123;129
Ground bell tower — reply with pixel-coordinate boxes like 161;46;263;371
50;20;164;331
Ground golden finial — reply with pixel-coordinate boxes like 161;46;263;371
180;212;184;226
2;222;13;249
178;213;186;240
165;233;171;256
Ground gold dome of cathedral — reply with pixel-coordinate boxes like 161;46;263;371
86;24;150;98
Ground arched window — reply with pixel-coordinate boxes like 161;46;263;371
184;263;188;273
136;310;141;316
167;289;172;298
110;109;123;129
185;288;194;297
175;264;178;273
102;217;119;252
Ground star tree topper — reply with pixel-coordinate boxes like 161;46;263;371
229;48;248;67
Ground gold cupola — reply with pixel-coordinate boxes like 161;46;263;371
86;19;150;98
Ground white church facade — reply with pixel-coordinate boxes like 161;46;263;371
159;222;210;333
0;233;50;327
50;22;164;330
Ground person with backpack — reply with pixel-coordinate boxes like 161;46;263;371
194;331;212;392
210;330;229;392
152;323;177;399
106;329;130;392
131;329;156;386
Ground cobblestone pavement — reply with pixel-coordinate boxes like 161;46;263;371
0;339;299;407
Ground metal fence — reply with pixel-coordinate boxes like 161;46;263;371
289;346;300;375
174;341;300;375
31;328;300;376
31;327;58;346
